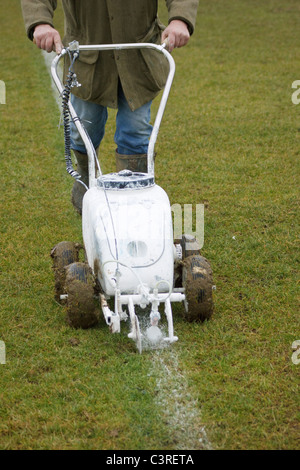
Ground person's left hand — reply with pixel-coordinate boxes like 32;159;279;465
162;20;190;52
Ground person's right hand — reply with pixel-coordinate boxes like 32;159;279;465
33;24;63;54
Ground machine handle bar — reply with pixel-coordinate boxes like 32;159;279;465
51;42;175;182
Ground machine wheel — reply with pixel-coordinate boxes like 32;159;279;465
182;255;214;322
174;234;202;287
64;262;100;329
50;241;81;302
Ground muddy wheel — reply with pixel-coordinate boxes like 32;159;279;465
50;241;81;302
64;262;100;329
174;234;202;287
182;255;214;322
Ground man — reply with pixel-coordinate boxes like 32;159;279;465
21;1;199;214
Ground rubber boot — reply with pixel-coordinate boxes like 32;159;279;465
71;150;89;215
115;150;148;173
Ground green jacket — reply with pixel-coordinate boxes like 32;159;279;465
21;0;199;110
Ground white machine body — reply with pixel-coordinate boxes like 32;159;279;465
82;174;174;296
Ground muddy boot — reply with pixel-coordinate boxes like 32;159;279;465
115;150;148;173
71;150;89;215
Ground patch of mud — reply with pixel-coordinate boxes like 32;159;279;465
68;337;80;347
182;255;213;322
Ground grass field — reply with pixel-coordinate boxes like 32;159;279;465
0;0;299;450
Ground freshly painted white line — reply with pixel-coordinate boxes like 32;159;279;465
41;50;61;108
149;348;213;450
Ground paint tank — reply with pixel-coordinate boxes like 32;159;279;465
82;172;174;296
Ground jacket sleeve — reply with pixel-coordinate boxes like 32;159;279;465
21;0;57;40
165;0;199;35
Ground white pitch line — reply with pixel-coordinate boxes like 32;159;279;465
41;50;61;108
148;347;213;450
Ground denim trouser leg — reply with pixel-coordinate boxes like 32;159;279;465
114;86;152;155
70;87;152;155
70;94;108;153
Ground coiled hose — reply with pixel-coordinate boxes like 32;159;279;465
61;53;81;181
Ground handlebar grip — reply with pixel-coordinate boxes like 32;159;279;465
162;37;170;51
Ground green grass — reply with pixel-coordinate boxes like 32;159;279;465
0;0;299;450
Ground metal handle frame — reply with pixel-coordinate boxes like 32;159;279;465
51;42;175;184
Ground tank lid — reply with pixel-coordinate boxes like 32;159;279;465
97;171;155;190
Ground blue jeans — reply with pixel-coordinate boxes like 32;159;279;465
70;84;152;155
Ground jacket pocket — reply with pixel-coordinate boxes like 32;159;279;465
136;18;169;90
136;17;165;44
